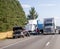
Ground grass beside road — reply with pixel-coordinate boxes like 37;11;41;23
0;31;13;40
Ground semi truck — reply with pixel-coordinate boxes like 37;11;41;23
36;20;43;34
43;18;56;34
25;24;36;32
25;20;37;34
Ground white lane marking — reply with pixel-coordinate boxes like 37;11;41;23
0;37;36;49
46;42;50;46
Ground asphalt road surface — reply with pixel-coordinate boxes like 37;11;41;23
0;35;60;49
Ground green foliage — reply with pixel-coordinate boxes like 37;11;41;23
27;7;38;20
0;0;27;32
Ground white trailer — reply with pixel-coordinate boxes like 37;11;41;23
43;18;56;34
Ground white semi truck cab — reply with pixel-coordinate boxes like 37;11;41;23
25;20;37;34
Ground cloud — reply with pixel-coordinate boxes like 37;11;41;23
21;4;31;8
39;4;56;7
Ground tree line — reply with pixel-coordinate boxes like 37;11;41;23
0;0;38;32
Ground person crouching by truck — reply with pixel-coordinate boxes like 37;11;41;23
35;28;40;35
35;27;43;35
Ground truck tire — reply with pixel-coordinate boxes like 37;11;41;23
13;36;14;39
13;36;16;39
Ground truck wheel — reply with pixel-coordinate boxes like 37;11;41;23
27;32;30;37
18;36;20;38
13;36;15;39
21;35;24;38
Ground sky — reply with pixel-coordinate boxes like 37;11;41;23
19;0;60;26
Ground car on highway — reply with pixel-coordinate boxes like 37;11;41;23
13;26;30;38
13;26;24;38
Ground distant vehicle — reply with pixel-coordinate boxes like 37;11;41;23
56;26;60;34
43;18;55;34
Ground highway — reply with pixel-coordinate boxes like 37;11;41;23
0;35;60;49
